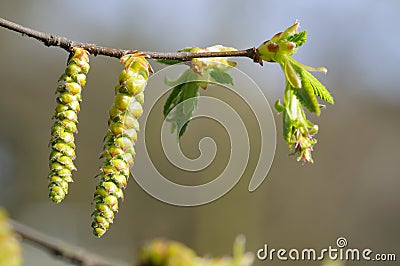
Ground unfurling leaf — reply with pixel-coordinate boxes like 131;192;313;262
209;66;234;85
163;45;237;139
287;31;307;47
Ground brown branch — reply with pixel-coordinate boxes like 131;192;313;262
10;219;130;266
0;17;261;63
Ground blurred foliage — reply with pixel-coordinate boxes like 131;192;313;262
138;235;254;266
0;208;22;266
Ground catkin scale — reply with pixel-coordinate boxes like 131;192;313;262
48;48;90;203
91;53;151;237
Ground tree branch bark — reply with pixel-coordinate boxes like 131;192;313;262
10;219;129;266
0;17;261;63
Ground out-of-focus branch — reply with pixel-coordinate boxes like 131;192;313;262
10;220;129;266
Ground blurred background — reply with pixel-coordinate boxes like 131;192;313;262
0;1;399;265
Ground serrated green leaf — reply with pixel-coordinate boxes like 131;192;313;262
293;80;321;115
287;31;307;47
209;66;234;85
291;74;321;115
301;69;334;104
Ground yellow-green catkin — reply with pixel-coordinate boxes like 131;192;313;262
92;53;151;237
0;208;22;266
48;48;90;203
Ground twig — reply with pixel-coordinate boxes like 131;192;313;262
10;219;130;266
0;17;261;63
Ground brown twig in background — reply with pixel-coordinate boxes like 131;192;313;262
10;219;129;266
0;17;261;63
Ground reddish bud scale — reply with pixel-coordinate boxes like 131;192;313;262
48;48;90;203
92;53;150;237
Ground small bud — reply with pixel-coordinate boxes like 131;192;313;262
102;181;118;194
102;165;118;175
103;195;119;212
107;145;125;157
115;136;133;151
110;158;128;172
57;168;72;177
94;187;109;197
110;122;127;135
111;174;127;188
65;63;81;76
93;227;106;237
109;104;122;118
125;75;146;95
114;93;132;110
65;82;82;95
73;73;87;87
96;203;112;213
135;92;145;105
122;128;138;142
128;101;143;118
60;119;77;132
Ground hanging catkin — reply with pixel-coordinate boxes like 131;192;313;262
48;48;90;203
92;53;151;237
